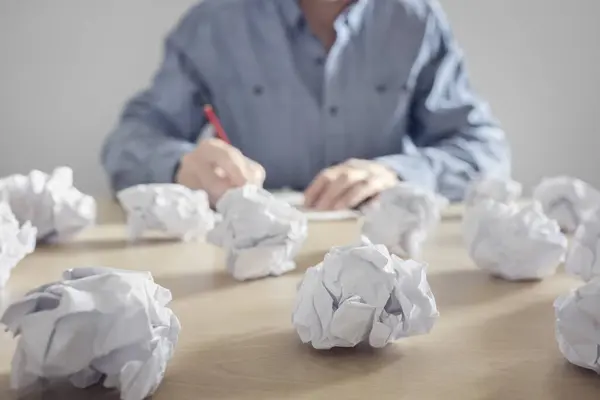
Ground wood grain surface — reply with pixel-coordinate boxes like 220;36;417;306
0;201;598;400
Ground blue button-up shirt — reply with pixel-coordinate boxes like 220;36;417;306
101;0;509;201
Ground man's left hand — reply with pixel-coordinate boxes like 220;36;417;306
304;159;399;210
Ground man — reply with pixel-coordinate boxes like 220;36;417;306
101;0;509;210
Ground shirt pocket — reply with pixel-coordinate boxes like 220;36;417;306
214;80;311;188
349;78;412;159
371;79;412;136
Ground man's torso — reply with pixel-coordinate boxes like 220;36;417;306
174;0;433;189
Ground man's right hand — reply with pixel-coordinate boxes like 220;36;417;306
175;138;266;205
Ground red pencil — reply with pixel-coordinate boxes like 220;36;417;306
203;105;231;144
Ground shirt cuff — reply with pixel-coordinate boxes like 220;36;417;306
374;154;438;193
148;140;196;184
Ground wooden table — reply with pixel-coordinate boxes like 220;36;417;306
1;201;599;400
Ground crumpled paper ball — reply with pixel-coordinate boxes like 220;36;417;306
462;177;522;243
0;202;37;288
117;184;215;242
533;176;600;233
565;208;600;282
292;241;438;349
465;200;568;281
0;267;180;400
464;176;522;206
0;167;96;242
555;278;600;373
208;185;308;281
362;183;446;259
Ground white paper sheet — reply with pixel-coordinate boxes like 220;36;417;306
555;277;600;373
362;183;446;259
271;190;360;221
208;185;308;281
0;167;96;242
117;184;215;242
565;208;600;282
465;200;568;281
0;267;180;400
292;240;438;349
533;176;600;233
464;176;522;207
0;203;36;288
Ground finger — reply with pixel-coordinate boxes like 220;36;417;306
315;170;369;210
175;154;204;189
334;179;383;210
176;167;203;190
248;160;266;186
230;151;266;184
200;167;236;205
344;158;365;168
201;144;247;185
213;166;227;180
213;154;247;186
360;193;382;211
304;169;336;207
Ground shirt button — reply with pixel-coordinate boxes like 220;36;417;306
253;85;264;96
329;106;338;116
376;84;387;94
298;17;307;31
315;57;325;66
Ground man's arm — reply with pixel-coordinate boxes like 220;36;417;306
375;1;510;202
101;11;209;192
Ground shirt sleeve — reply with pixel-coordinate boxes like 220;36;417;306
375;1;510;202
101;9;210;192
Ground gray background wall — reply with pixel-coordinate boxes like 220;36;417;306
0;0;597;196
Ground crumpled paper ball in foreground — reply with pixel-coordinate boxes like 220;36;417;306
0;203;37;288
0;167;96;242
362;183;446;259
117;184;215;242
565;208;600;282
0;267;180;400
555;278;600;373
292;241;438;349
533;176;600;233
464;176;522;207
208;185;308;281
466;200;568;281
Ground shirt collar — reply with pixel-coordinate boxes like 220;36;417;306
276;0;304;31
276;0;367;32
343;0;369;32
